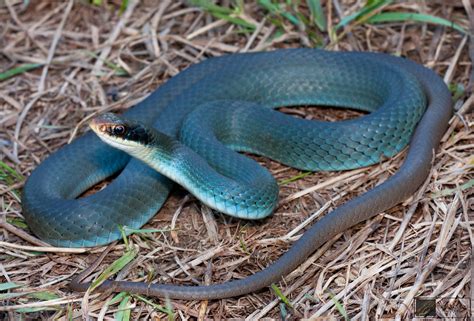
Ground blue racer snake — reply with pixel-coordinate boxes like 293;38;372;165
22;49;452;299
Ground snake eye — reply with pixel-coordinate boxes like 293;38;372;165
112;125;126;136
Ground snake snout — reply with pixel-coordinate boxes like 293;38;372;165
90;113;154;148
90;113;129;138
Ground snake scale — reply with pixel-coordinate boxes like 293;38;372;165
22;49;452;299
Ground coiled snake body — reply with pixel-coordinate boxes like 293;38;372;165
22;49;452;299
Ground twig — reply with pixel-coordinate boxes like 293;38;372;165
0;240;87;253
443;35;468;84
92;0;139;75
150;0;172;57
38;0;73;93
395;193;461;318
280;167;366;204
0;221;50;246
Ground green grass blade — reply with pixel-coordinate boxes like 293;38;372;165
327;291;349;321
0;282;22;291
212;11;256;29
449;83;465;101
115;294;131;321
234;0;244;13
271;283;293;308
306;0;327;31
0;63;42;81
133;294;174;316
119;0;129;14
16;307;59;313
366;0;382;5
258;0;301;26
0;161;23;184
336;0;392;29
258;1;280;15
367;12;467;34
0;161;23;199
27;291;59;300
279;302;288;319
119;225;130;248
109;292;129;305
6;218;28;229
0;292;27;300
189;0;234;15
280;11;301;26
90;248;137;291
239;235;251;254
431;179;474;198
190;0;255;30
279;171;312;185
67;304;74;321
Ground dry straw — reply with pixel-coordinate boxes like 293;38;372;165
0;0;472;319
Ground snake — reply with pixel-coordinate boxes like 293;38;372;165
21;49;452;300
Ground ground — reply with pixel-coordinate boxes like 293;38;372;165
0;0;473;320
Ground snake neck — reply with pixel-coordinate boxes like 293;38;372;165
129;129;181;180
122;126;279;219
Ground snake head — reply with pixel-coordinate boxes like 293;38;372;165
90;113;152;151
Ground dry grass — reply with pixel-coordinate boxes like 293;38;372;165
0;0;473;320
